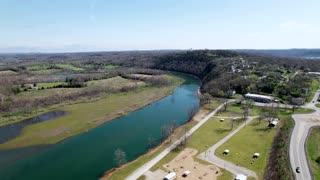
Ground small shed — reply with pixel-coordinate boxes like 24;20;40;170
163;172;177;180
268;120;278;128
253;153;260;159
223;149;230;155
235;174;247;180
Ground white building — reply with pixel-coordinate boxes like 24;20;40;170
245;93;274;103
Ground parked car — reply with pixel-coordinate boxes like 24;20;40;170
296;167;301;173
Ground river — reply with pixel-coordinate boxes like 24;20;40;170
0;76;200;180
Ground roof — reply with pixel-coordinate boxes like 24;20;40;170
235;174;247;180
245;93;274;100
270;121;278;126
164;172;176;179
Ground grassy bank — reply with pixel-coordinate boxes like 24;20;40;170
0;75;184;149
306;127;320;180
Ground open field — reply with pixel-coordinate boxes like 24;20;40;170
55;63;85;71
0;70;18;75
103;65;120;69
215;119;279;179
217;102;263;117
37;82;66;89
306;127;320;180
306;78;320;103
26;65;51;71
0;75;184;149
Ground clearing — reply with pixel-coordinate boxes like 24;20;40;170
215;119;279;179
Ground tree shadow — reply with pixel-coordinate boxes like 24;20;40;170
214;128;232;134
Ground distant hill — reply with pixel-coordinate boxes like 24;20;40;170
236;49;320;59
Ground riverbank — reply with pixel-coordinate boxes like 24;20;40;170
102;100;222;180
0;74;185;150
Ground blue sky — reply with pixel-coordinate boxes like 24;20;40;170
1;0;319;52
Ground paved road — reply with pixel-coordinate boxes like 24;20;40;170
290;89;320;180
126;102;232;180
198;116;258;179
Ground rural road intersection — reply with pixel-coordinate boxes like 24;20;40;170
290;89;320;180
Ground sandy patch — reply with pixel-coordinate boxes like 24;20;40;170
298;115;320;122
193;109;210;122
162;148;221;180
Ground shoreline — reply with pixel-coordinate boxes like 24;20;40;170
102;107;210;180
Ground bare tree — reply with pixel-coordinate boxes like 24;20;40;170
160;121;179;143
223;100;228;111
114;148;127;167
242;100;254;122
187;106;198;121
148;135;156;148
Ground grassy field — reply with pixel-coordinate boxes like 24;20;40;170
103;65;120;69
55;63;85;71
306;78;320;103
215;119;279;179
306;127;320;180
217;102;264;117
26;65;50;71
316;104;320;108
0;75;184;149
0;70;18;75
37;82;66;89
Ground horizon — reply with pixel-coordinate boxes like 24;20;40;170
1;0;320;53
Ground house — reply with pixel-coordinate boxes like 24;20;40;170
163;172;176;180
226;90;236;97
291;97;305;106
245;93;274;103
235;174;247;180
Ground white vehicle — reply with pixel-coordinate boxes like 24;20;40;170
163;172;177;180
182;170;190;177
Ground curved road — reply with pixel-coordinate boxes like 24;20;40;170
198;116;258;179
290;89;320;180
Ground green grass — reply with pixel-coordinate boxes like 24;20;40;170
27;65;50;71
217;169;234;180
203;99;224;110
306;127;320;180
294;107;315;114
215;119;279;179
37;82;66;89
306;78;320;103
0;75;184;149
103;65;120;69
55;63;85;71
137;175;146;180
316;104;320;108
150;117;243;172
217;102;264;117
